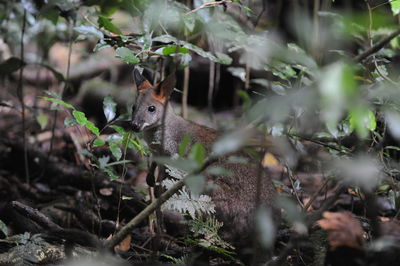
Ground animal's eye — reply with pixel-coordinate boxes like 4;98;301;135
148;105;156;113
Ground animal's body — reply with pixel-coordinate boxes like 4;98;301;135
131;69;277;255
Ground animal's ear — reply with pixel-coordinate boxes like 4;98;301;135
134;69;151;91
154;74;176;100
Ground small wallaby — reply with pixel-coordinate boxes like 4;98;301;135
131;69;278;257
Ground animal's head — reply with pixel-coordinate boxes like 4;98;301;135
131;69;176;132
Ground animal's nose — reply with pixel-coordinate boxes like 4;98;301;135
131;122;141;132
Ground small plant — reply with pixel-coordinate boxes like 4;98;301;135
42;93;147;180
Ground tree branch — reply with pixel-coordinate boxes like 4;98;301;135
354;28;400;62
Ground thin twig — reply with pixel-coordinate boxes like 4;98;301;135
303;177;330;211
287;165;305;209
17;10;29;185
254;0;266;28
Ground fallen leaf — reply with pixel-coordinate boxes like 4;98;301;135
114;234;132;252
262;152;279;167
317;211;364;250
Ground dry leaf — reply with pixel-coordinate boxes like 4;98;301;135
317;211;364;250
262;152;279;167
114;234;132;252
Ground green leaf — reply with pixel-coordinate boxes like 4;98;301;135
74;25;104;39
39;5;59;24
39;63;65;82
109;143;122;160
179;135;191;157
153;156;199;172
42;97;75;110
72;110;100;136
104;160;133;167
391;0;400;15
93;139;106;147
103;167;118;180
185;174;205;197
206;166;232;176
348;107;376;139
157;45;189;56
215;52;233;65
180;53;192;68
189;142;206;166
212;128;253;157
94;42;112;52
115;47;139;64
182;14;196;32
103;96;117;122
98;156;110;169
0;220;8;237
110;125;126;135
36;113;48;130
255;208;276;248
98;16;122;34
153;35;232;65
0;57;25;75
64;117;77;127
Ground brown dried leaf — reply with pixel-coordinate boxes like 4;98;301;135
317;211;364;250
114;234;132;252
262;152;279;167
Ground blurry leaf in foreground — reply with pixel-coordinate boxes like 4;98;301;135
277;196;304;225
74;25;104;40
336;156;381;191
109;143;122;161
0;57;25;75
98;16;122;34
385;111;400;140
36;113;48;130
103;96;117;122
115;47;139;64
317;211;364;250
185;174;205;198
212;128;254;157
153;157;199;172
390;0;400;15
93;139;106;147
64;117;77;127
348;107;376;139
255;208;276;248
319;62;357;135
189;143;206;166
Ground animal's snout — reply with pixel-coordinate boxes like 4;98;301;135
131;121;141;132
